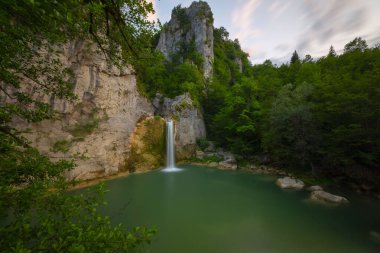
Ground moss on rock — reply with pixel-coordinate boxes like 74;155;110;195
123;116;165;172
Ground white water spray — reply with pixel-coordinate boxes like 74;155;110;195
162;120;181;172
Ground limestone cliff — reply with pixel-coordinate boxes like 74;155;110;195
156;1;214;78
5;39;208;179
10;40;154;180
153;93;206;160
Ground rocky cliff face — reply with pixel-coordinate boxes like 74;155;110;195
153;93;206;160
156;1;214;78
6;39;207;180
124;116;166;172
10;40;154;180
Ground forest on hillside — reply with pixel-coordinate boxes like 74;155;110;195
138;8;380;186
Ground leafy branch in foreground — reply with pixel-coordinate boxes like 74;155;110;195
0;0;157;252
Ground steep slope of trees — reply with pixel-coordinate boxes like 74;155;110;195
143;15;380;182
203;27;257;156
0;0;157;251
151;24;379;183
206;35;380;183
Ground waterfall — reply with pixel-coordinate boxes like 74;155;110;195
162;120;181;172
166;120;175;168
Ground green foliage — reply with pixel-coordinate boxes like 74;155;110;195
1;184;156;252
136;2;379;183
302;54;313;63
0;0;157;251
212;78;262;155
264;38;379;175
263;82;319;170
172;38;204;69
172;5;191;30
214;27;229;41
203;27;257;156
68;109;101;139
315;44;380;170
212;28;250;85
196;138;209;151
175;99;193;112
143;117;166;158
136;51;204;103
190;154;222;163
197;1;214;25
52;139;72;153
344;37;368;53
328;45;337;57
290;50;301;65
206;32;379;180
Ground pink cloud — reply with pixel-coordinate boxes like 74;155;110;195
232;0;262;41
146;0;158;22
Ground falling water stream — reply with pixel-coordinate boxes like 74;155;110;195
162;120;181;172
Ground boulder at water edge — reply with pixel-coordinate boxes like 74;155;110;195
307;185;324;191
218;160;237;170
196;150;205;159
276;177;305;190
208;162;218;168
310;190;349;204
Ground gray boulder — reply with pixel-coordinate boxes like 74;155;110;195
216;151;235;163
218;160;237;170
204;141;216;152
208;162;218;168
276;177;305;190
310;190;349;204
196;150;205;159
307;185;324;191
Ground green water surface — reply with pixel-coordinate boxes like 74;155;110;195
94;165;380;253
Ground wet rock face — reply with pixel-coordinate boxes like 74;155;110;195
153;93;206;160
123;116;166;172
156;1;214;78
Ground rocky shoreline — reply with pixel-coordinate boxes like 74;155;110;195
190;143;351;205
191;158;350;204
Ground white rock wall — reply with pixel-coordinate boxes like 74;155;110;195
11;40;154;180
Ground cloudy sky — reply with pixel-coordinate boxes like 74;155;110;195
148;0;380;64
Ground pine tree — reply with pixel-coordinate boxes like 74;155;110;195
290;50;300;64
328;45;337;57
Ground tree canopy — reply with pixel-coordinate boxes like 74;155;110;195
201;35;380;183
0;0;157;251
